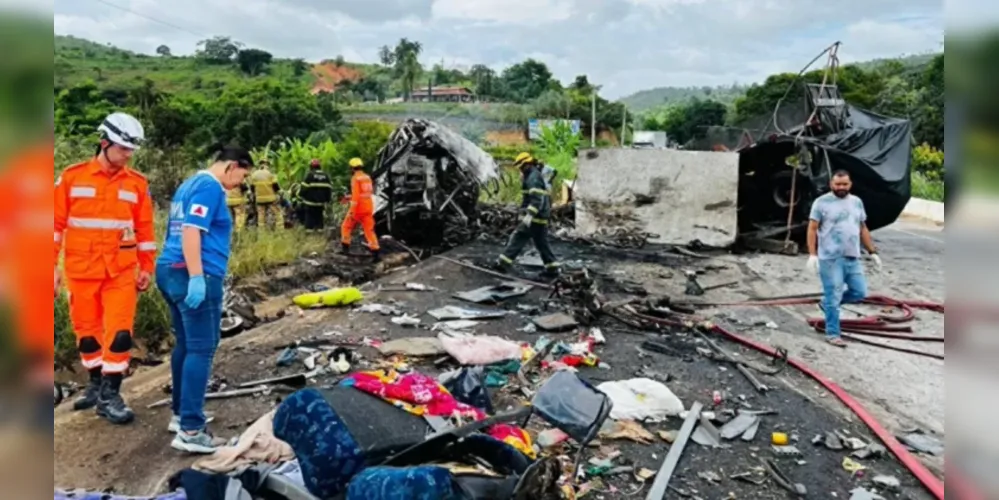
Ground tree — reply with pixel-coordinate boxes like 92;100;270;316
292;59;309;77
378;45;395;66
646;99;727;145
392;38;423;100
469;64;497;97
532;89;572;118
236;48;273;76
500;59;554;103
196;36;242;64
569;75;594;94
334;55;345;67
128;78;164;115
155;44;171;57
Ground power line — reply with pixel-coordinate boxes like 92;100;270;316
86;0;207;39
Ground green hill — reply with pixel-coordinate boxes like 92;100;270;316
619;52;941;112
54;34;318;95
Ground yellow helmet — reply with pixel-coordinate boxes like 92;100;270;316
513;152;533;166
348;157;364;168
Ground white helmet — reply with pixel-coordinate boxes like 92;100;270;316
97;112;145;149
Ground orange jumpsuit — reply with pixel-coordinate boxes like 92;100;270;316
54;159;156;375
0;143;55;383
340;170;379;251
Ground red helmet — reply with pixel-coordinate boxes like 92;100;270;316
310;158;321;168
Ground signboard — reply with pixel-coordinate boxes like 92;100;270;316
528;119;581;140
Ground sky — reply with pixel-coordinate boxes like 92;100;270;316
52;0;945;99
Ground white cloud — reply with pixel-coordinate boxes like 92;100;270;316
430;0;574;24
53;0;944;99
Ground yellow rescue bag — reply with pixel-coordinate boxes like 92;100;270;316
293;287;364;308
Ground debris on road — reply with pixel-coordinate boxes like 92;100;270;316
597;378;684;422
376;337;445;357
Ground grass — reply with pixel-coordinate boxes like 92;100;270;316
912;171;945;202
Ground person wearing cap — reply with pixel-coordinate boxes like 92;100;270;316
54;111;156;425
299;158;334;231
496;152;560;277
156;143;253;453
248;160;281;229
340;157;380;262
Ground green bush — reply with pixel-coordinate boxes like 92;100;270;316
912;142;944;181
911;171;944;202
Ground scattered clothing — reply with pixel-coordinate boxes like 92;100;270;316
55;492;186;500
346;466;463;500
437;332;522;366
342;370;534;458
597;378;685;422
377;337;447;357
195;410;294;474
273;388;367;498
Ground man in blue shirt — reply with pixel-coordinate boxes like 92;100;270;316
156;144;252;453
806;169;884;347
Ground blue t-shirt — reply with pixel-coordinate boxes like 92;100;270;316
809;192;867;260
158;171;233;277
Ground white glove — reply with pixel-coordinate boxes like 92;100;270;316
870;253;883;272
807;255;819;274
520;214;533;227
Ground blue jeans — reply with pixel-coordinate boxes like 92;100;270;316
818;257;868;339
156;265;224;432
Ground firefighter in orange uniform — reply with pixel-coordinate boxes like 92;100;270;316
339;157;380;262
54;111;156;425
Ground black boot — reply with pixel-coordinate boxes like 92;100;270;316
340;243;350;255
371;249;381;263
72;368;102;411
96;374;135;425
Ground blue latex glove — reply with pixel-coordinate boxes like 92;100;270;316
184;275;207;309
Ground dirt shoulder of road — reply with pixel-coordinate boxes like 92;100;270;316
54;230;942;499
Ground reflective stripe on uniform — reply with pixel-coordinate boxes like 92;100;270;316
118;189;138;203
67;217;134;230
80;357;103;369
54;232;62;242
527;206;539;214
101;360;129;373
532;219;548;225
69;186;97;198
545;262;561;268
137;242;156;251
499;255;513;264
525;188;548;195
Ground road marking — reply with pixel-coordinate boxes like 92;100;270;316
886;227;945;244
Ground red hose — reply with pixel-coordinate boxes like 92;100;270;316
708;323;946;500
840;334;945;360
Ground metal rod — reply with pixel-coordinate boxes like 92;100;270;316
434;255;552;289
645;401;703;500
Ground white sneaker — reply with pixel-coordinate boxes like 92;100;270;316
167;412;215;433
171;429;226;454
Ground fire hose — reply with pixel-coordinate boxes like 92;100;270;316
707;322;946;500
682;294;945;360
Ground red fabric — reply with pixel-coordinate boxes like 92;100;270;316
345;370;534;458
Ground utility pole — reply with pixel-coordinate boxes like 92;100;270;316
590;90;596;148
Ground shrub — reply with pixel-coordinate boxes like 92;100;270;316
911;171;944;202
912;142;944;181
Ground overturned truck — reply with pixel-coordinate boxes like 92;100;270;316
574;79;913;251
371;119;500;250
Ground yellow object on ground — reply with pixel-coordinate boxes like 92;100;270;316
771;432;788;445
292;287;364;308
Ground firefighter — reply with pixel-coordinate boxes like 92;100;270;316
340;157;380;262
54;111;156;425
249;160;281;229
225;178;249;229
299;158;334;231
496;153;560;277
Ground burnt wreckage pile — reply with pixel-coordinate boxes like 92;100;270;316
371;119;500;250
